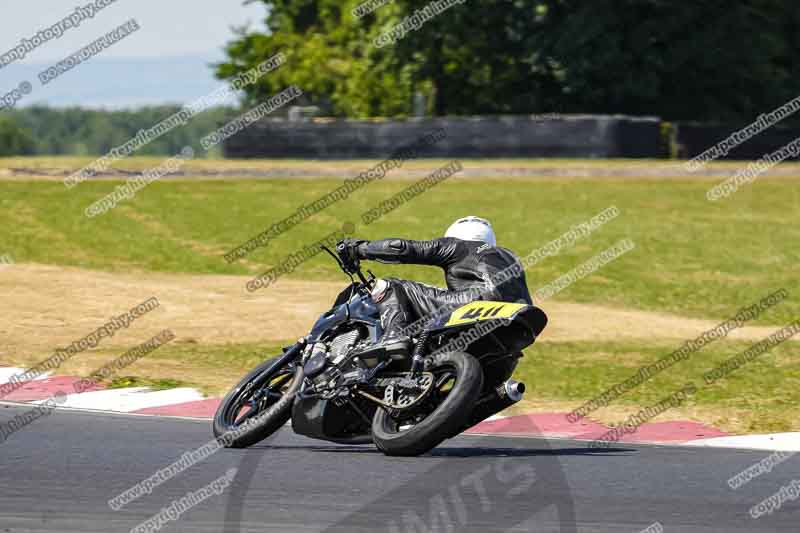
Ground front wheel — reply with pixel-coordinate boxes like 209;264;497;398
213;355;303;449
372;351;483;456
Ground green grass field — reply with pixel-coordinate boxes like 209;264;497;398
2;157;799;432
1;173;798;324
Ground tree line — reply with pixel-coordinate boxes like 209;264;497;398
215;0;800;122
3;1;798;157
0;106;239;157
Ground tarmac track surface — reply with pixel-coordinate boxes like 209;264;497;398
0;404;798;532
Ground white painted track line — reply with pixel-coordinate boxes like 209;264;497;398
0;367;50;384
4;367;799;452
684;433;800;452
31;387;205;412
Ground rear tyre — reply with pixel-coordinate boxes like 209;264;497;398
371;351;483;456
213;356;303;449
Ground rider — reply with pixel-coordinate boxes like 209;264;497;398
338;216;533;357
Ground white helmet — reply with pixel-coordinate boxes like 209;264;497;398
444;216;496;247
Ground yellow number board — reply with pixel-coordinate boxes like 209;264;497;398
445;301;527;327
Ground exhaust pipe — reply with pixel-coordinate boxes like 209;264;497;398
456;380;527;435
499;379;525;402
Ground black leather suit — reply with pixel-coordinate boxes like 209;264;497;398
356;237;532;336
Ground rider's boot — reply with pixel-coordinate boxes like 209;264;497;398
360;279;413;360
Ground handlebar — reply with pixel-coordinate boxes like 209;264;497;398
321;244;374;292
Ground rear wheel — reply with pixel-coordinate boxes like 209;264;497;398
213;355;303;448
371;351;483;456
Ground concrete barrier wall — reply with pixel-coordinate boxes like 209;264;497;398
224;115;663;159
676;122;800;161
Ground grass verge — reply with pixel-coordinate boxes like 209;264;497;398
0;174;798;325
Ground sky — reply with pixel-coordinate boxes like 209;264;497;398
0;0;268;107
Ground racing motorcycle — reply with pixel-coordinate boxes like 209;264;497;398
213;243;547;456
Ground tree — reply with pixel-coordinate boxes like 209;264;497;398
214;0;798;121
531;0;796;122
216;0;554;116
0;115;35;156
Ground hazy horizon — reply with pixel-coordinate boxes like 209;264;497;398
0;0;267;108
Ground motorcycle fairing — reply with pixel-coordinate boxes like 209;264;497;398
427;301;548;357
430;301;546;334
308;293;381;342
443;301;528;327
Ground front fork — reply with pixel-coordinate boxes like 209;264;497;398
278;337;307;371
409;329;431;377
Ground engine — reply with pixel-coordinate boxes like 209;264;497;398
303;328;365;396
328;329;361;365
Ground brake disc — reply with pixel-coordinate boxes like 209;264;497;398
381;372;435;410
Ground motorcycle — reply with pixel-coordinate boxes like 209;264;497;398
213;242;548;456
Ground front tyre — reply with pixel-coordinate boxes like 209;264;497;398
372;351;483;457
213;355;303;449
